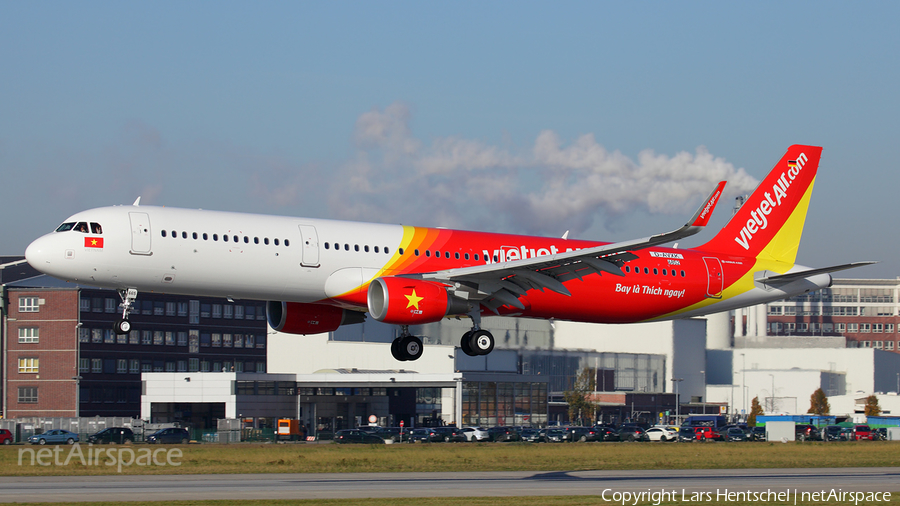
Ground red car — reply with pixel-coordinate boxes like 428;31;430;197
854;425;875;441
693;426;724;441
0;429;13;445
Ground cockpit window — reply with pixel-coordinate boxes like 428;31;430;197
56;222;76;232
73;222;89;233
90;223;103;234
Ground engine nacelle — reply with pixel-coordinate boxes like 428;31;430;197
267;301;365;335
367;277;469;325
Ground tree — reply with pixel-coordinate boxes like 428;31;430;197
747;396;764;427
563;367;596;425
807;388;830;415
864;394;882;417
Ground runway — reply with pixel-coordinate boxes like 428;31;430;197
0;468;898;503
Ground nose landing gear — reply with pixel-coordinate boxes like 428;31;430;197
113;288;138;335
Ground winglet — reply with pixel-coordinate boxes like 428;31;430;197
132;197;142;206
688;181;727;228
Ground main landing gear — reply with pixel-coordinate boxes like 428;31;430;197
113;288;138;335
459;309;494;357
391;326;423;361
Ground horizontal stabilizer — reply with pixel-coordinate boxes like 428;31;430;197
758;261;878;284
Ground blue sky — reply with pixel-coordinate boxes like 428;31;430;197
2;1;897;277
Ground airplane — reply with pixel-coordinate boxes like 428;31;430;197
25;144;873;361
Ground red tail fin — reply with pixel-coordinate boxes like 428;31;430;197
700;145;822;263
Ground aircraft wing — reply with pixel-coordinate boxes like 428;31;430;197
418;181;727;312
756;262;878;285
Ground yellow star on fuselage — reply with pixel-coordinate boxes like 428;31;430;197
405;289;423;310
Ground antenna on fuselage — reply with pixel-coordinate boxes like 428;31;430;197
132;197;141;206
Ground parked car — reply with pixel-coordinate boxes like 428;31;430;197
823;425;848;441
541;428;566;443
750;426;767;441
145;427;190;444
645;427;677;442
519;428;542;442
407;428;437;443
460;427;489;442
693;426;723;441
724;427;750;442
563;426;601;442
0;429;13;445
617;425;647;442
88;427;134;445
487;426;520;442
334;429;385;444
432;427;467;442
367;427;405;443
794;424;820;441
27;429;78;445
854;425;875;441
592;425;619;441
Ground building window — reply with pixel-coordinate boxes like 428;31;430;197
848;323;858;332
80;298;91;312
129;330;139;345
887;341;896;350
79;327;90;343
177;331;188;347
256;362;266;373
18;357;39;373
177;302;188;317
18;387;37;403
117;359;128;374
18;327;39;343
223;333;233;347
223;305;233;319
245;335;255;348
212;304;222;318
256;334;266;349
235;306;244;320
165;362;175;372
92;358;102;373
200;360;210;372
860;323;871;333
234;334;243;348
154;331;164;345
189;358;199;372
200;333;210;347
212;333;221;347
189;330;199;354
19;297;39;312
80;358;89;373
92;329;103;343
200;304;211;318
165;332;175;346
875;341;884;349
862;341;871;348
235;362;244;372
104;329;114;344
166;302;176;317
887;324;896;333
189;300;200;324
154;302;165;316
873;324;884;333
130;360;140;374
105;298;117;313
177;360;187;372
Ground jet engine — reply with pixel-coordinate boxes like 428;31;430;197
267;301;365;335
367;277;469;325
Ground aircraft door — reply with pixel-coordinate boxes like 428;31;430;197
128;212;152;255
298;225;320;267
703;257;724;299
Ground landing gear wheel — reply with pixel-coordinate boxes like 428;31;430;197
113;319;131;335
391;339;404;361
469;329;494;355
460;331;476;356
399;335;423;361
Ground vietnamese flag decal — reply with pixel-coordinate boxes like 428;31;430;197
84;237;104;248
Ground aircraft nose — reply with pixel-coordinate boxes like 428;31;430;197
25;236;53;271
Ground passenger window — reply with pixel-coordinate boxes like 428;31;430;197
203;233;208;240
425;251;431;257
643;267;649;274
213;234;218;241
274;239;280;246
355;245;360;252
653;268;658;275
374;246;379;253
90;223;103;234
254;237;259;244
233;235;238;242
415;249;420;256
56;222;76;232
193;232;198;240
264;238;270;245
681;270;686;277
445;251;450;259
182;232;188;239
399;248;404;255
161;230;167;238
384;247;389;254
464;253;469;260
625;266;630;273
244;236;249;244
364;245;369;252
224;235;229;242
324;242;330;249
285;239;290;246
474;254;479;261
343;244;349;251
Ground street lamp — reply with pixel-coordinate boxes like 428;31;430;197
769;373;775;413
671;378;684;423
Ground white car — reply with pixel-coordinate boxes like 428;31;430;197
645;427;677;442
460;427;489;442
